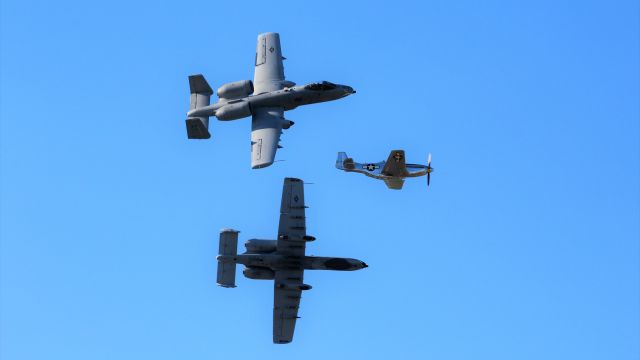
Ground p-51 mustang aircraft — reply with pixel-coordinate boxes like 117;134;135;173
185;32;355;169
336;150;434;190
216;178;367;344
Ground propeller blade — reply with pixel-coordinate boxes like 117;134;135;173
426;153;432;189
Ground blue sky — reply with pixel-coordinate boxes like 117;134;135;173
1;0;638;359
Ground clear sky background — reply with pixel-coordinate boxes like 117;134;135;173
1;0;638;359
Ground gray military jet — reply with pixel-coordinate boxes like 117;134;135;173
216;178;367;344
185;32;355;169
336;150;434;190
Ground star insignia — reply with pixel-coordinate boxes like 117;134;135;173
363;164;378;171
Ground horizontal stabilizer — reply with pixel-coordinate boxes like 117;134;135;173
186;118;211;139
217;229;239;288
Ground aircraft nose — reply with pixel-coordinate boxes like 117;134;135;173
344;86;355;94
361;262;368;268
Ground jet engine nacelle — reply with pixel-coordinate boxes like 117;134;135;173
217;80;254;100
216;101;252;121
244;239;277;253
243;267;275;280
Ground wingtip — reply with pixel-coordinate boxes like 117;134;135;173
251;161;274;169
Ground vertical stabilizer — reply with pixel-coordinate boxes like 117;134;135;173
336;152;348;169
186;74;213;139
336;152;355;170
217;229;239;288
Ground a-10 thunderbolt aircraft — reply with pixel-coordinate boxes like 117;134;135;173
216;178;367;344
336;150;434;190
185;32;355;169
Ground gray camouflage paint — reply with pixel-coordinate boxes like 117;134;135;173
216;178;367;344
185;32;355;168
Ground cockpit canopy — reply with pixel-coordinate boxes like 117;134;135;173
304;81;337;91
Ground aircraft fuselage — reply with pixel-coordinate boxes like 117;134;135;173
217;253;366;272
342;161;430;180
187;82;355;120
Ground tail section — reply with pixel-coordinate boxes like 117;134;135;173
336;152;355;170
186;74;213;139
336;152;348;169
216;229;239;288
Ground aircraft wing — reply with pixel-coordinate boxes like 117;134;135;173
273;177;307;344
383;178;405;190
254;32;285;94
381;150;409;177
273;269;304;344
276;178;307;256
251;107;284;169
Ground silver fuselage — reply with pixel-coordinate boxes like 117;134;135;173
187;82;354;119
343;162;430;180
